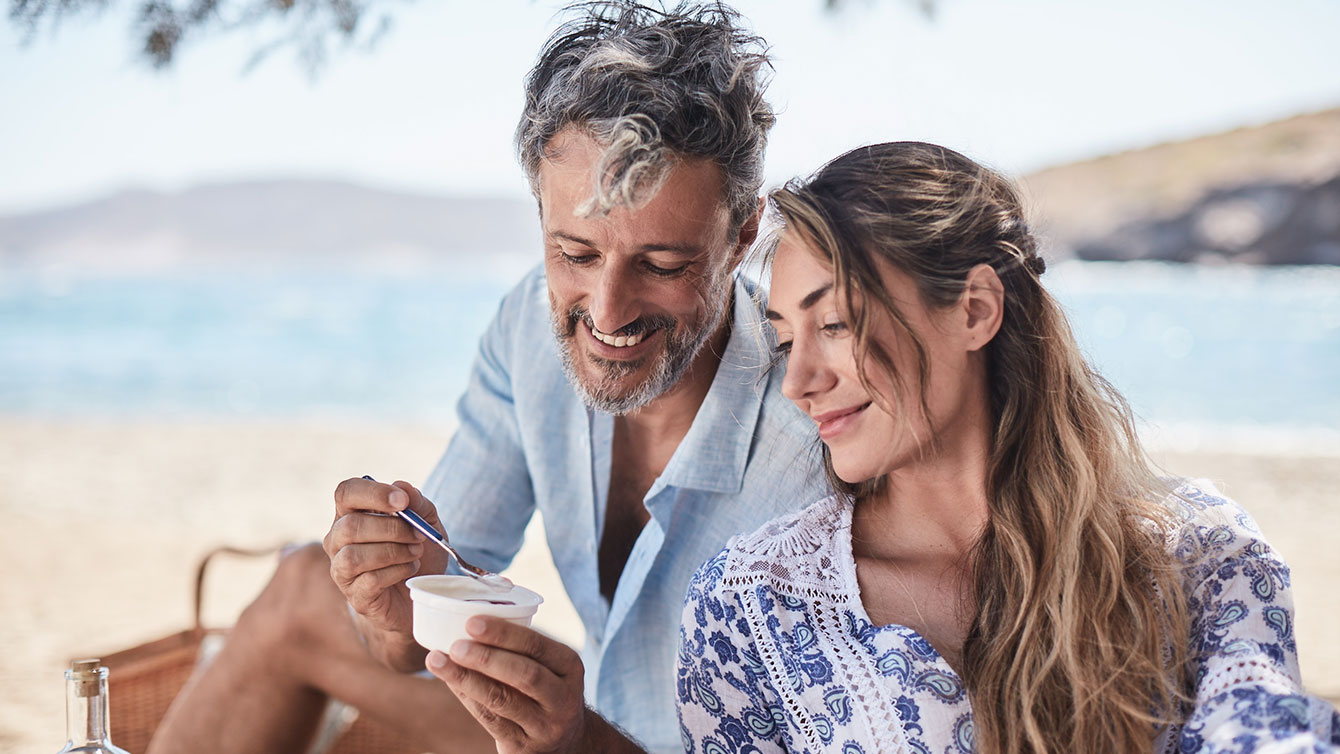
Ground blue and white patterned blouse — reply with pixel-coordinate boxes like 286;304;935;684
676;482;1339;753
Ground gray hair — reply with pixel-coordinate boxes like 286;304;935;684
516;1;775;231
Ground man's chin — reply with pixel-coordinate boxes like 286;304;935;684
563;350;669;414
574;358;652;397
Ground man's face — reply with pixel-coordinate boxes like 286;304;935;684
538;128;743;415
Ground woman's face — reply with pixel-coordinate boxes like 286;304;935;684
767;233;983;484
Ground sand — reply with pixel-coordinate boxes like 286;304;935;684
1;418;1336;751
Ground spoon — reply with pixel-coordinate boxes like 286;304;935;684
361;475;512;590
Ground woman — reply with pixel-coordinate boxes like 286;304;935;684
675;142;1338;754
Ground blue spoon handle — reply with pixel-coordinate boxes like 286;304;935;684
359;475;497;580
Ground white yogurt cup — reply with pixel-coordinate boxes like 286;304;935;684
406;575;543;654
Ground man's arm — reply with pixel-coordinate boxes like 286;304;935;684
327;271;547;672
425;616;650;754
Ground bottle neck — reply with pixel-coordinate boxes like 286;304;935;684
65;668;111;746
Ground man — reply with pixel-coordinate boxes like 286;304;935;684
149;3;823;753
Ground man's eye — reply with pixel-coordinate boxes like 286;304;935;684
644;261;689;277
560;251;597;265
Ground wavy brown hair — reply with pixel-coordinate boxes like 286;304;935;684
766;141;1191;754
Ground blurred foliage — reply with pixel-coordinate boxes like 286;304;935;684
9;0;399;74
9;0;934;75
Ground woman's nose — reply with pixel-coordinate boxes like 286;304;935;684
780;338;832;403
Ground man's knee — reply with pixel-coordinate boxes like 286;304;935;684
235;542;343;650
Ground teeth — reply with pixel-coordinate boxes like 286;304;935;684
589;323;646;348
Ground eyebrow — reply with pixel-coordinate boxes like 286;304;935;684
547;230;703;256
765;284;833;321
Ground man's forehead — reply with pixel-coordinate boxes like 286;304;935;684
537;143;734;252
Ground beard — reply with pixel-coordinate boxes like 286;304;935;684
550;279;732;415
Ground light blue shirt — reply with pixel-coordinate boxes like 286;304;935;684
422;264;824;753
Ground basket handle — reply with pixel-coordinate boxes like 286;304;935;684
192;544;290;632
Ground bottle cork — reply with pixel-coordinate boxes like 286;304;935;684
70;658;102;697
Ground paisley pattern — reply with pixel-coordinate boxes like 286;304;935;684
675;483;1340;753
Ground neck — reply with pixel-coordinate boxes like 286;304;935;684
66;674;111;746
855;388;994;563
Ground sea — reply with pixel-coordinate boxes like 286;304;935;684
2;258;1337;455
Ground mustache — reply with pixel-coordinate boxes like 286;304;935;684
560;306;678;339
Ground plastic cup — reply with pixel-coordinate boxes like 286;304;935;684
406;575;543;653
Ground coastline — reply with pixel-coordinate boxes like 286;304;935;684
1;418;1335;750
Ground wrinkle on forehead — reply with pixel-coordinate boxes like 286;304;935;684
538;132;734;258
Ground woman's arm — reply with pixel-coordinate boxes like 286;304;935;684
676;550;791;754
1177;500;1339;752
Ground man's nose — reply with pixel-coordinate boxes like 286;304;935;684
588;263;640;333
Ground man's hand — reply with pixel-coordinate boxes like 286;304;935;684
324;477;450;671
426;616;647;754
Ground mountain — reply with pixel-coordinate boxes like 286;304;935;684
1021;108;1340;264
4;108;1339;270
0;180;541;272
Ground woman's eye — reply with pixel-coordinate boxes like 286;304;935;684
772;340;793;355
821;321;848;335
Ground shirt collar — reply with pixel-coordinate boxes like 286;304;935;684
654;273;774;495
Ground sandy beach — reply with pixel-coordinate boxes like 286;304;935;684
2;418;1336;751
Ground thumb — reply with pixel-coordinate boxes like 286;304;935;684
391;480;446;532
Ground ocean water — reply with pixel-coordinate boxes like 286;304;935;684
2;259;1337;453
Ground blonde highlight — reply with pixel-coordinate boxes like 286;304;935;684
766;142;1192;754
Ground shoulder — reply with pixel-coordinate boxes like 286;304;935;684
729;274;827;500
1161;478;1294;614
473;264;567;391
706;496;850;597
491;263;550;332
1162;478;1280;570
730;495;847;558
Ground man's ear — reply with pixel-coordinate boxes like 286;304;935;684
727;196;765;270
961;263;1005;352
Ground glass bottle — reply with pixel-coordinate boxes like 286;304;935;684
57;659;132;753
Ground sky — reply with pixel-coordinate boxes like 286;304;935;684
3;0;1339;215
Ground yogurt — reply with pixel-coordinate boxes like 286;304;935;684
406;575;543;653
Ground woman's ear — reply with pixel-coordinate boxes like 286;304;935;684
961;263;1004;352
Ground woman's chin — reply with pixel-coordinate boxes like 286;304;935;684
832;463;877;487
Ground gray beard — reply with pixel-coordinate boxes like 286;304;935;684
550;283;732;416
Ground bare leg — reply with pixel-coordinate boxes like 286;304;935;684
148;543;496;754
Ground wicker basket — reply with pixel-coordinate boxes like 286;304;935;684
81;545;431;754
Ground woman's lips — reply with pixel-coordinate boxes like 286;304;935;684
813;402;871;440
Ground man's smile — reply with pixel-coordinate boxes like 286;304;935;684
582;321;661;359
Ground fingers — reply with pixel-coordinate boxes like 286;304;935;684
325;478;430;570
464;616;583;681
449;636;561;707
426;622;589;750
391;480;444;526
334;476;412;517
380;480;450;575
326;478;435;622
341;559;421;614
328;540;423;593
331;509;426;546
427;651;531;742
323;510;426;584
